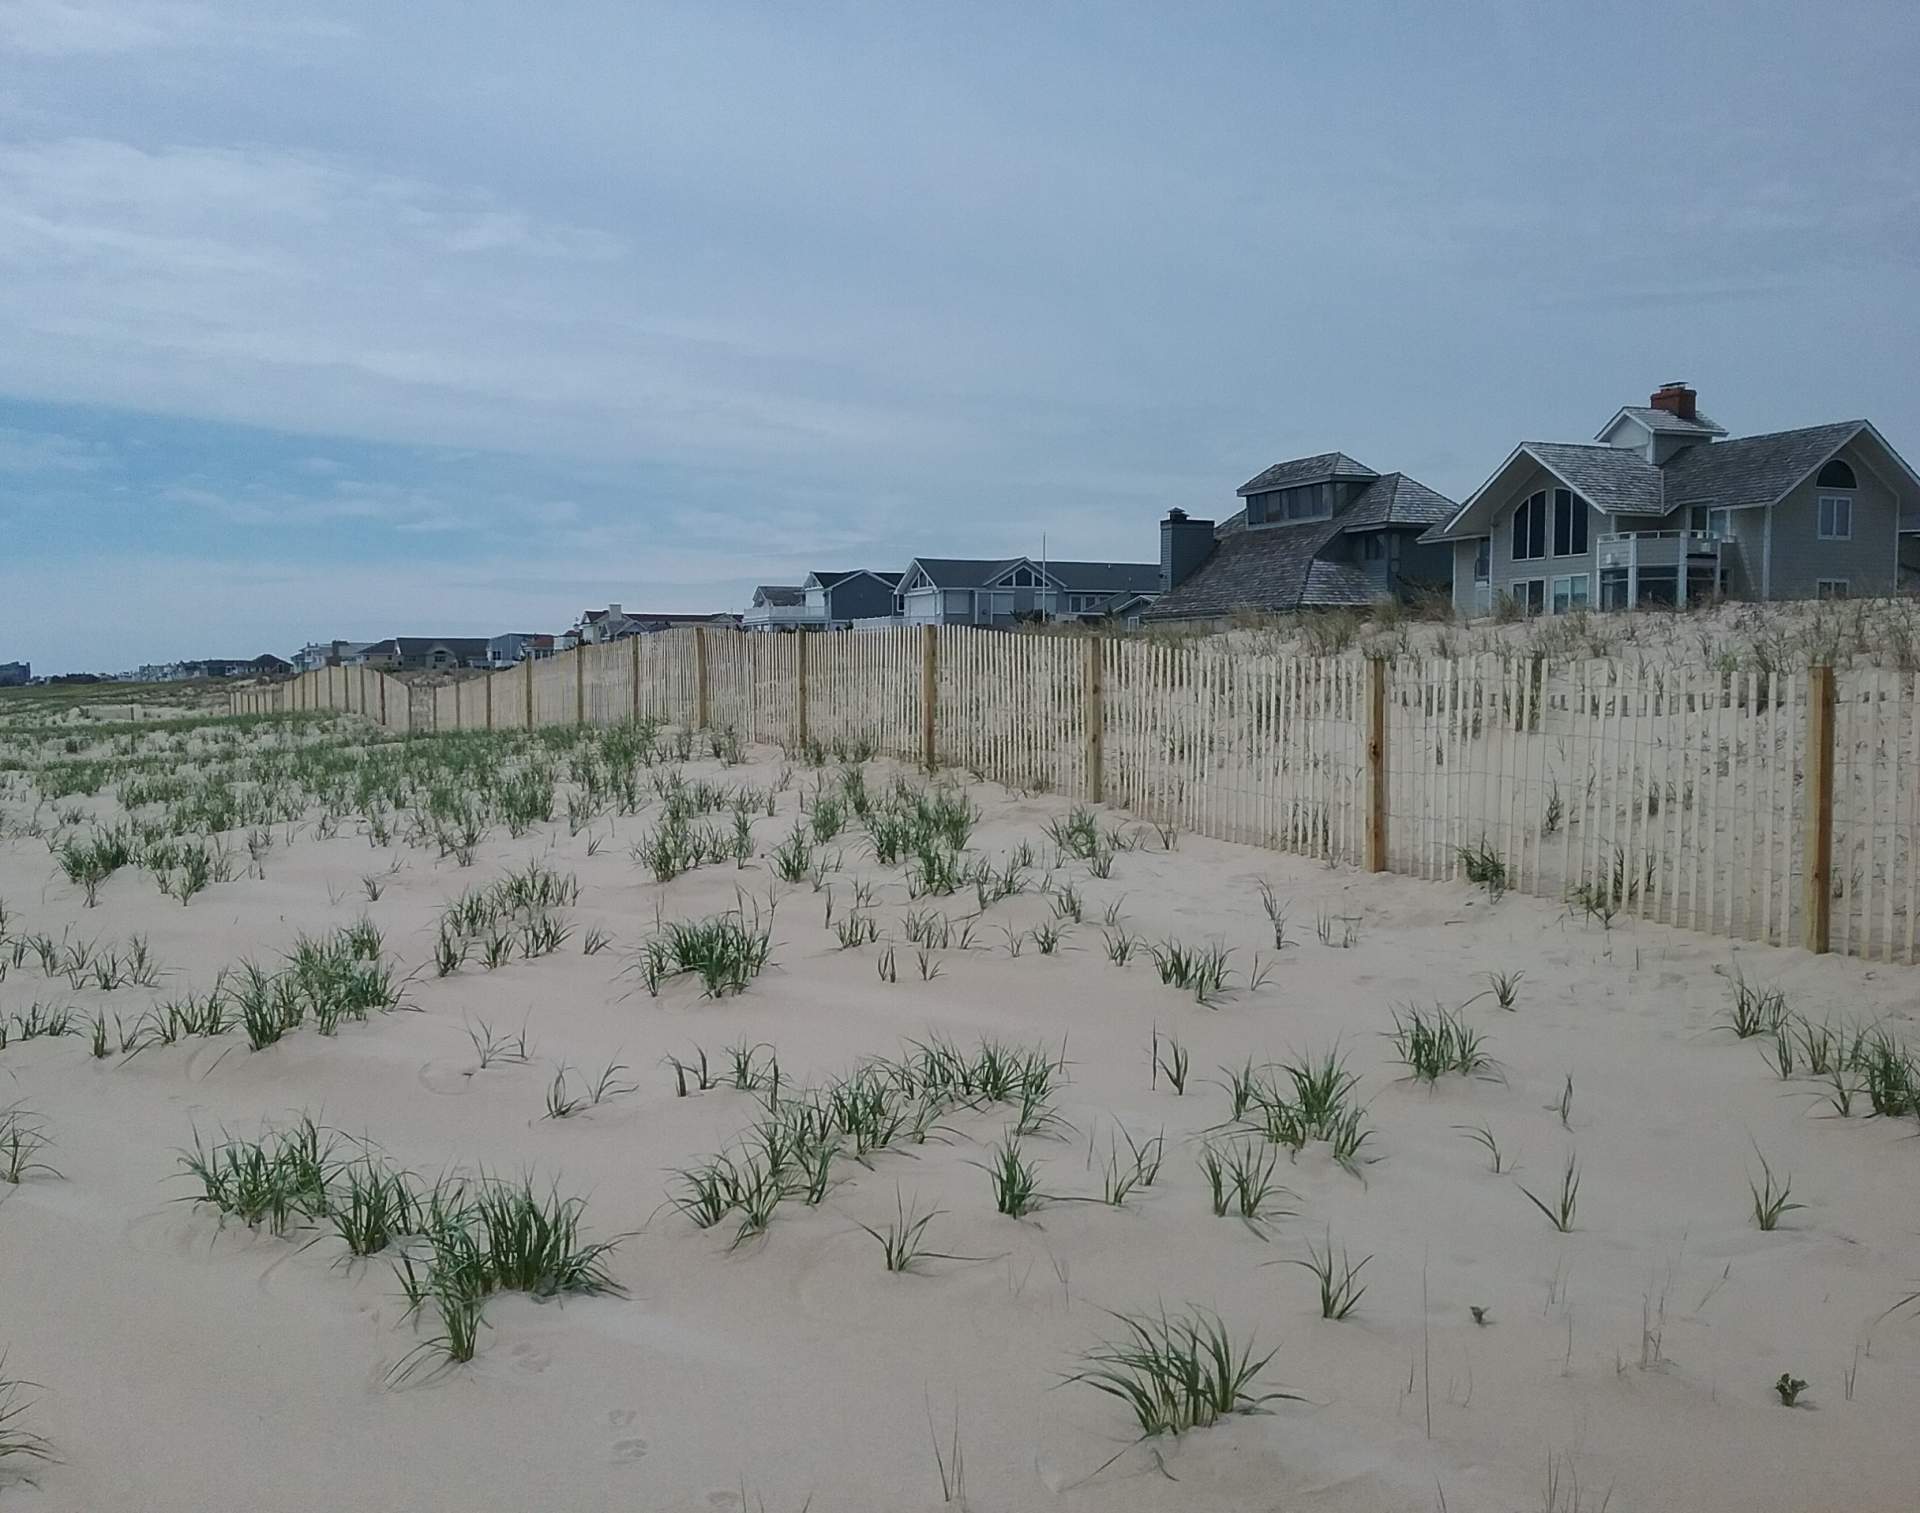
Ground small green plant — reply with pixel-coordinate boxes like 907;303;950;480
1518;1151;1580;1232
1484;970;1523;1011
1748;1146;1803;1231
1457;839;1507;898
1724;973;1789;1039
1151;1028;1189;1094
0;1105;59;1184
980;1137;1040;1217
1388;1003;1493;1081
1281;1229;1370;1320
1454;1122;1507;1174
1064;1308;1293;1439
1774;1372;1807;1407
0;1353;52;1465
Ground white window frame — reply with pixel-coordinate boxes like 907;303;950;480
1815;577;1849;600
1817;494;1853;540
1550;573;1591;615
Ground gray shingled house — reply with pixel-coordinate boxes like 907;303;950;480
898;557;1160;626
805;570;904;628
1145;453;1456;623
1423;383;1920;614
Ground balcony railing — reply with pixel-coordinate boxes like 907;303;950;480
1595;530;1723;570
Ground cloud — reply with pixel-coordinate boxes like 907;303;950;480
0;0;348;56
0;424;100;471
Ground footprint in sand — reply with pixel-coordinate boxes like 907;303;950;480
508;1340;551;1374
605;1407;648;1463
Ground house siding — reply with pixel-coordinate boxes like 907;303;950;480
1762;451;1900;598
825;575;898;624
1483;465;1606;610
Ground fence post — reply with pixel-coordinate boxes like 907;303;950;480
1083;636;1104;802
795;632;810;750
1803;663;1835;954
575;647;587;727
1365;656;1389;873
920;625;938;770
485;668;494;730
524;654;536;728
694;627;710;730
630;635;641;722
378;673;387;727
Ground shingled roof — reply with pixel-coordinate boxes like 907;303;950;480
1236;452;1378;497
1603;405;1727;439
1521;443;1667;514
1337;472;1456;532
1143;516;1346;620
1147;466;1458;621
752;585;806;607
1426;419;1888;542
1662;421;1867;506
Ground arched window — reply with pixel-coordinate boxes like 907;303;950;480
1816;459;1856;489
1512;490;1547;561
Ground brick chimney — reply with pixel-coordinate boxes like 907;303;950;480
1161;508;1216;593
1649;382;1697;422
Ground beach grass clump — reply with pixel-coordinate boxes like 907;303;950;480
1723;973;1789;1039
1198;1139;1289;1227
0;1104;59;1184
1065;1308;1295;1439
178;1116;341;1234
1148;938;1234;1004
1388;1003;1494;1081
637;900;774;998
0;1355;52;1465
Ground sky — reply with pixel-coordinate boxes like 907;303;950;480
1;1;1916;672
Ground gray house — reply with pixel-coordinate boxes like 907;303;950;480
0;661;29;687
740;586;810;632
897;557;1160;626
1424;384;1920;614
806;570;903;629
1146;453;1456;622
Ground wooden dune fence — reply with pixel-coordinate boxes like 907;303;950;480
234;631;1919;964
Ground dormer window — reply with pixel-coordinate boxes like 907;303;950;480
1816;460;1856;490
1009;567;1037;587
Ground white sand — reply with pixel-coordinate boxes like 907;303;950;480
2;736;1917;1512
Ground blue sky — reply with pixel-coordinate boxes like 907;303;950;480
2;1;1917;670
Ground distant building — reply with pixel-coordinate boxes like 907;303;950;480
740;586;810;632
0;661;28;687
487;632;556;666
895;557;1159;627
1145;454;1456;624
348;637;492;672
573;604;739;641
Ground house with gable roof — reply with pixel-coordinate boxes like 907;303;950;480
1422;383;1920;614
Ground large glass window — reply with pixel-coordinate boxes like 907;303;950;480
1816;578;1849;600
1817;495;1852;539
1637;567;1679;607
1599;567;1629;610
1508;579;1546;616
1551;489;1588;556
1473;538;1491;582
1551;574;1590;614
1512;491;1548;561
